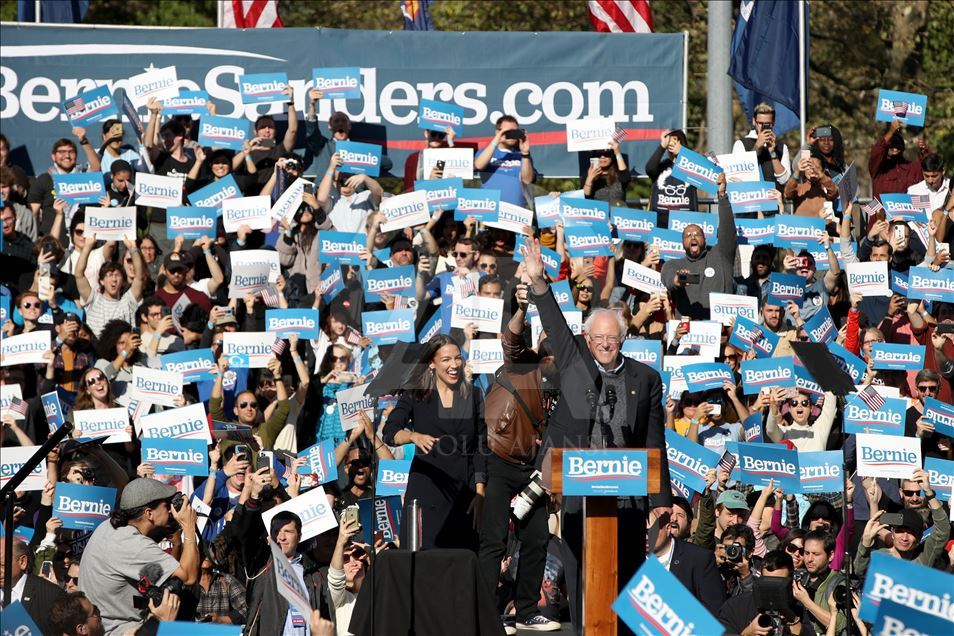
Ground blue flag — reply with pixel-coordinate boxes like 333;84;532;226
18;0;89;22
402;0;434;31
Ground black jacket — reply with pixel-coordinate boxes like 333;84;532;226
530;282;672;507
21;573;68;635
668;538;726;616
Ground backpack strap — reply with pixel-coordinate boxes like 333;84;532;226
494;367;546;433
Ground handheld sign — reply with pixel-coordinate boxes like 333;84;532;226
269;539;313;619
73;407;130;444
265;309;321;339
320;265;345;301
469;339;504;375
166;206;216;240
922;397;954;437
880;194;929;224
514;236;562;279
565;117;616;152
414;177;463;212
455;188;500;223
860;552;952;623
874;89;927;127
672;147;723;195
870;343;925;371
41;390;66;432
564;224;613;258
0;384;22;421
228;256;271;299
377;459;411;497
737;442;800;492
716;151;760;182
188;174;240;210
560;196;609;227
54;172;105;205
362;309;415;346
141;438;209;476
767;273;806;308
612;556;725;636
855;433;921;480
130;367;183;407
317;231;365;266
872;599;953;636
0;446;47;491
222;195;272;232
742;412;764;443
829;342;867;384
709;292;758;327
562;450;648;497
621;259;666;294
297;440;339;484
729;315;780;359
418;98;464;133
262;485;338;541
735;218;776;246
740;357;796;394
127;65;178;108
162;90;209;116
134;172;183;209
534;194;561;228
139;402;212;443
336;140;382;177
238;72;287;104
86;206;136;241
335;383;375;432
422;147;474;179
450;295;504;334
906;266;954;303
612;208;656;241
774;215;824;250
924;458;953;502
727;181;778;214
797;450;843;494
54;482;116;530
794;364;824;399
198;115;249;152
620;340;662;372
312;67;362;99
358;496;402;544
487;201;533;235
847;261;890;297
271;178;310;225
669;210;718;245
665;430;719;494
648;228;686;261
161;349;218;384
64;85;119;125
0;601;42;636
379;189;430;232
682;362;733;392
803;306;836;344
222;332;277;369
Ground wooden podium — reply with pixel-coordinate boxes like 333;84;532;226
548;448;662;636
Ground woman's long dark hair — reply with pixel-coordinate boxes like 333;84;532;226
74;367;115;411
812;123;846;174
411;335;471;401
318;344;352;379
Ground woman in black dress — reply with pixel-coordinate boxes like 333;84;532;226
382;335;487;551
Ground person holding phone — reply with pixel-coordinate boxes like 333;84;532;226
473;114;536;207
783;148;839;218
732;102;792;187
582;140;629;204
316;344;361;445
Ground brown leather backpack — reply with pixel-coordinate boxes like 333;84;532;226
484;366;547;465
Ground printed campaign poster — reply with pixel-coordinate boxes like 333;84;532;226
86;206;136;241
129;367;183;407
562;450;648;496
379;190;431;232
262;486;338;541
127;65;178;108
566;117;617;152
376;460;411;497
138;402;212;444
53;172;105;205
73;407;131;444
335;383;375;432
418;98;465;133
855;433;921;480
0;445;47;491
238;72;288;104
134;173;183;209
141;438;209;476
54;482;117;531
312;67;362;99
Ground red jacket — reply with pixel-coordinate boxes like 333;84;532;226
868;138;924;202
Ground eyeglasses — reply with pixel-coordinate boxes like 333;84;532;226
21;301;41;310
588;334;620;345
578;286;594;292
331;355;351;362
66;575;80;584
237;401;256;409
863;339;885;346
917;385;938;394
789;399;811;407
785;545;804;555
478;263;497;270
901;489;922;497
55;149;76;156
85;375;107;387
684;231;702;238
452;251;473;258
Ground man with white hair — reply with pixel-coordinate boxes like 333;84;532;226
522;238;672;635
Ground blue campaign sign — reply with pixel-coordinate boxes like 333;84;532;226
42;390;66;433
735;218;776;246
844;394;906;436
265;308;321;339
141;438;209;476
312;66;362;99
417;309;442;343
665;430;719;494
337;140;383;177
890;270;909;296
611;207;656;241
870;343;925;371
238;71;288;104
358;495;402;544
682;362;733;392
197;115;249;151
54;172;105;205
727;181;778;214
187;174;240;210
534;194;561;228
166;206;216;239
418;98;465;132
737;442;800;492
297;439;338;484
514;235;561;279
880;193;929;224
376;459;411;497
740;357;795;395
923;397;954;437
157;623;243;636
612;556;724;636
648;228;686;261
774;215;825;250
54;482;116;531
562;450;648;497
0;601;42;635
729;315;780;359
873;599;953;636
364;265;415;302
875;88;928;127
560;196;609;226
797;450;843;494
742;412;764;443
669;209;718;246
924;458;953;502
565;224;613;258
318;231;366;266
860;551;953;622
64;85;118;125
793;364;824;399
620;339;662;372
362;309;415;346
829;342;867;383
803;306;836;344
671;147;723;195
906;266;954;303
162;349;218;383
320;265;346;301
455;187;500;223
163;90;209;115
414;177;463;212
767;273;806;308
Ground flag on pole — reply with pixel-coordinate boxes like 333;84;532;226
861;199;885;218
219;0;283;28
718;450;737;474
909;194;931;209
857;385;886;411
587;1;653;33
402;0;435;31
8;396;29;419
271;339;288;358
17;0;89;23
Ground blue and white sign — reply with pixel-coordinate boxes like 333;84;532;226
565;224;613;258
562;449;648;497
737;442;800;492
729;315;780;359
139;402;212;444
534;194;561;228
803;306;836;344
735;218;776;246
829;342;867;384
141;438;209;476
54;172;105;205
166;206;216;239
870;343;925;371
709;293;758;327
54;482;116;530
320;265;345;301
377;459;411;497
455;187;500;223
364;266;415;303
337;140;383;177
742;412;763;443
358;495;402;544
880;194;929;224
855;433;921;480
187;175;240;210
238;71;287;104
665;430;719;494
924;458;953;502
620;339;662;372
162;90;209;115
515;235;561;279
262;485;337;541
669;210;718;245
41;390;66;433
767;273;806;308
64;85;118;125
161;349;218;384
312;66;362;99
297;439;338;484
318;231;366;266
874;89;928;127
860;551;952;622
906;266;954;303
727;181;778;214
130;366;183;407
774;215;824;250
265;308;321;339
682;362;733;392
793;364;824;399
890;271;909;296
612;556;725;636
157;623;243;636
611;207;656;241
923;397;954;437
648;228;686;260
872;599;954;636
560;196;609;226
362;309;415;346
414;177;463;212
197;115;249;152
740;357;795;394
0;601;42;635
797;450;843;494
672;147;723;195
417;98;465;132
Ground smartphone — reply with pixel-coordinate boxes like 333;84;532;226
503;128;526;141
815;125;832;138
893;225;907;242
761;122;774;132
678;272;701;285
880;513;904;528
589;157;600;169
708;403;722;417
259;138;278;149
343;505;361;529
435;159;446;171
40;560;54;579
221;306;234;318
800;149;811;163
235;444;250;463
256;450;274;471
678;320;690;332
337;371;357;383
937;322;954;334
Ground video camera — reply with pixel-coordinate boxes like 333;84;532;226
754;576;797;636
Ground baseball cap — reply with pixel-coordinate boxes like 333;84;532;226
164;252;194;272
329;112;351;133
893;509;925;535
120;478;177;510
215;312;238;327
716;489;750;511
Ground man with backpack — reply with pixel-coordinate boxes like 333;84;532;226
477;278;561;634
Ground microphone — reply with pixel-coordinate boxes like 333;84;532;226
585;388;598;420
605;387;617;422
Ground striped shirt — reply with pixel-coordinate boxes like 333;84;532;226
84;288;139;337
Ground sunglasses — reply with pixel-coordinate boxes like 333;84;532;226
332;355;351;362
73;228;84;236
85;375;107;387
579;286;594;292
21;301;41;310
237;401;256;409
789;399;811;407
478;263;497;270
901;489;922;497
785;545;804;555
66;575;80;584
451;251;473;258
917;385;938;394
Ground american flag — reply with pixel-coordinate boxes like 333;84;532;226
612;127;627;143
453;274;478;299
748;325;764;344
892;100;908;116
271;339;287;357
718;450;737;474
260;286;281;308
219;0;283;28
344;327;363;346
588;0;653;33
862;200;884;218
910;194;931;209
64;95;87;118
857;385;886;411
8;396;28;419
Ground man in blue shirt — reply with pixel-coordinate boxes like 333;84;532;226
474;114;536;207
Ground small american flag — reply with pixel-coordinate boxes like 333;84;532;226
748;325;764;344
344;327;363;346
718;450;737;474
453;274;477;299
892;100;908;116
857;385;886;411
612;127;627;143
260;286;281;308
910;194;931;209
271;339;288;357
64;95;86;117
8;396;28;419
862;200;884;218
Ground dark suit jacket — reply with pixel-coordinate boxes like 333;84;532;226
668;539;725;616
22;573;67;635
530;282;672;507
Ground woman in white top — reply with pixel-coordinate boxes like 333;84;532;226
765;387;837;452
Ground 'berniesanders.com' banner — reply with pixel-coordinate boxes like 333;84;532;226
0;26;686;178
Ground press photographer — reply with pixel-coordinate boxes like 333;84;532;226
718;550;813;636
716;524;757;597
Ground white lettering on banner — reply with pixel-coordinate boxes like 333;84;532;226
72;95;110;118
366;319;412;336
872;351;920;364
267;317;317;330
566;232;610;247
670;218;715;236
367;275;413;293
728;188;774;204
809;316;835;341
58;179;100;194
877;616;930;636
666;447;711;475
629;575;696;635
742;456;797;475
685;369;729;384
566;456;643;477
800;462;841;480
314;76;359;90
910;275;954;292
846;405;903;426
771;283;802;297
381;469;408;484
744;367;793;384
145;447;204;463
861;448;919;464
421;105;461;126
321;238;363;254
56;496;112;516
242;80;284;95
200;123;245;140
164;359;214;375
192;185;238;207
561;203;604;220
675;155;718;182
625;349;658;364
928;469;953;492
869;573;953;621
170;215;214;230
339;149;379;166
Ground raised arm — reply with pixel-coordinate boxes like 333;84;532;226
74;230;96;302
282;87;298;153
126;239;145;300
144;98;164;163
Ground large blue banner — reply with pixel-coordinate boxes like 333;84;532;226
0;26;685;178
